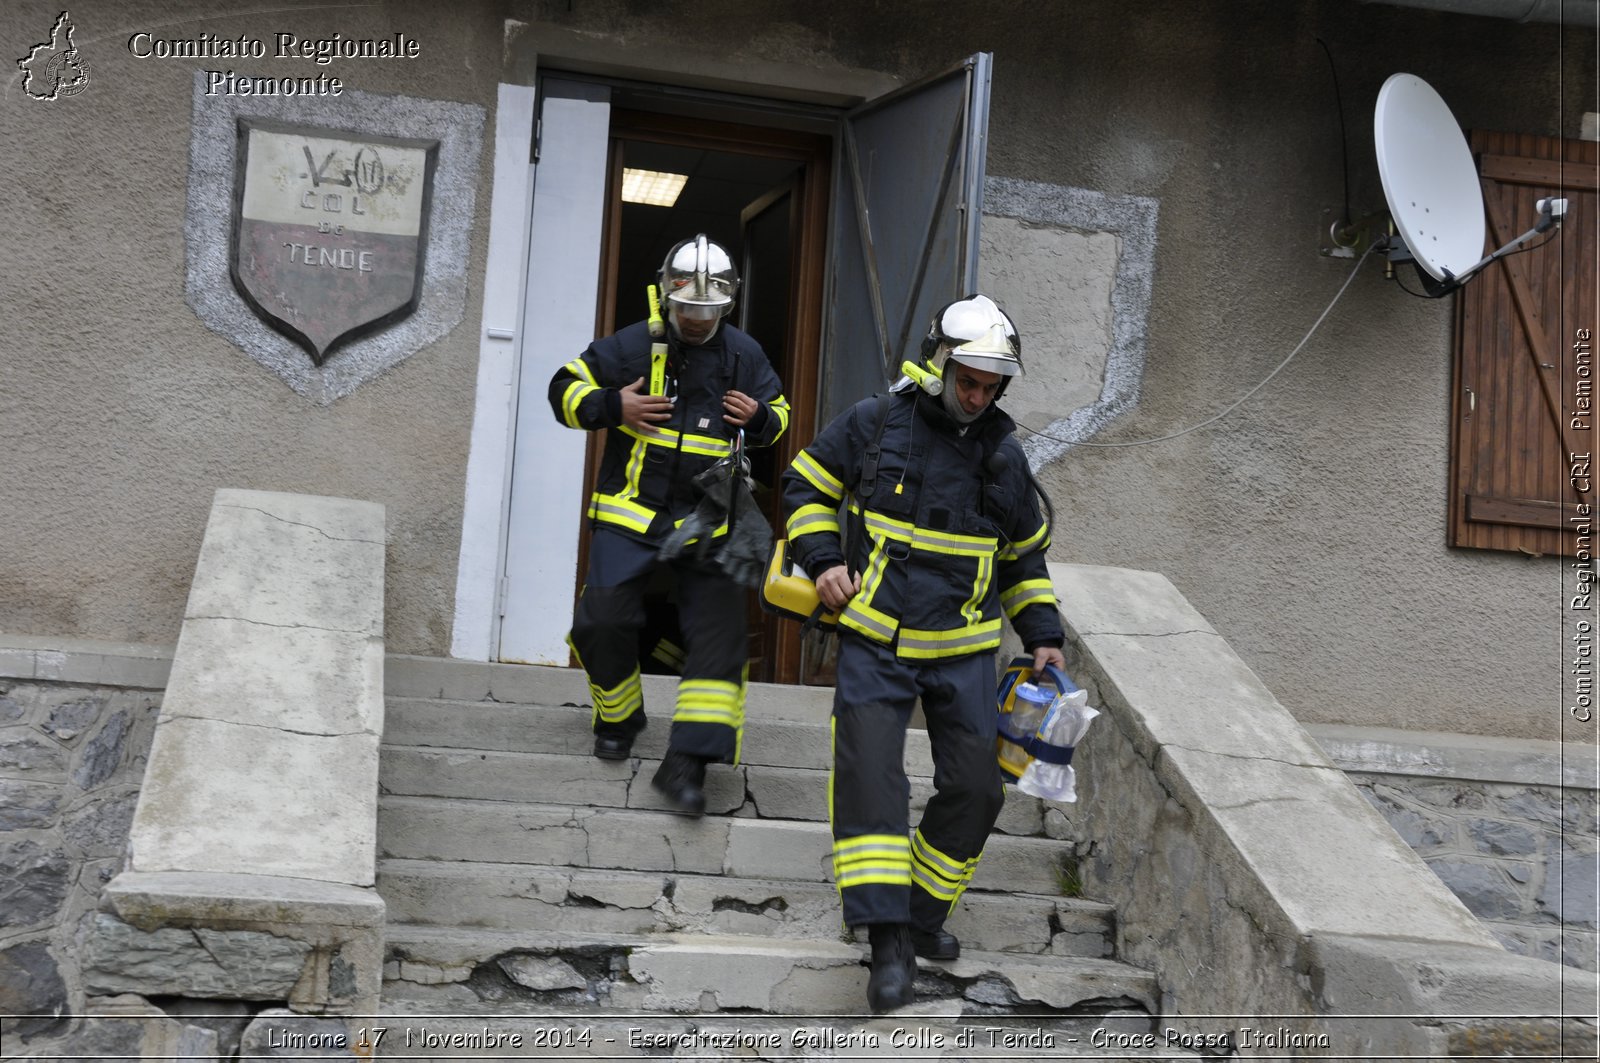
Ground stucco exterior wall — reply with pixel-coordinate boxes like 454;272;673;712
981;2;1592;743
494;0;1595;741
3;0;1595;740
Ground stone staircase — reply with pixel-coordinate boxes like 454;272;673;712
372;667;1172;1057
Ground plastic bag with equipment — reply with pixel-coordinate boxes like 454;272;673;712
995;657;1099;802
656;430;773;589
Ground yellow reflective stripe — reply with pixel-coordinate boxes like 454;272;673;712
861;510;997;557
911;831;981;906
589;669;644;724
911;829;966;881
671;514;730;542
1001;579;1055;618
896;620;1003;659
672;676;746;742
827;716;836;829
616;424;734;459
839;545;897;642
617;423;675;447
1000;520;1050;561
959;552;991;626
678;432;734;458
768;396;791;436
588;492;655;534
833;833;912;887
787;504;840;539
650;638;686;671
616;431;650;504
561;357;598;386
560;380;598;428
791;450;844;501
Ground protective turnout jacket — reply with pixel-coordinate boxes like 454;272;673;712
782;390;1063;659
550;320;790;543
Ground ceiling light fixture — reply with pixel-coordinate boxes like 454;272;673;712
621;168;688;207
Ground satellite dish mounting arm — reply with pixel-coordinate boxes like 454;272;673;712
1382;197;1566;298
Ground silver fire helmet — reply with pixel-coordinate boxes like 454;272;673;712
658;234;739;317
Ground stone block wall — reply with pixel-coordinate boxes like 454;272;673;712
0;661;163;1042
1311;725;1598;973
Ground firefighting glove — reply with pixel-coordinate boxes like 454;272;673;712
658;461;736;565
717;478;773;590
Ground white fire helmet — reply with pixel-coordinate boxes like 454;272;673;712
925;293;1024;381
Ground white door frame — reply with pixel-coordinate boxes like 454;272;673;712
453;79;612;664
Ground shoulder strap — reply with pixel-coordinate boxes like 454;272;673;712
855;392;894;497
845;392;895;571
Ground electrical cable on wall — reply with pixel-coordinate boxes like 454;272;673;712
1015;243;1374;451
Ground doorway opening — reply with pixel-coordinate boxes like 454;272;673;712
578;107;832;685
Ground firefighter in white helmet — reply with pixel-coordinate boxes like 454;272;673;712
781;293;1065;1012
550;235;791;814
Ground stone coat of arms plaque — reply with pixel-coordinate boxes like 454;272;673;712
231;118;439;364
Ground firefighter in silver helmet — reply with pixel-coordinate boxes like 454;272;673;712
549;235;791;814
780;292;1065;1013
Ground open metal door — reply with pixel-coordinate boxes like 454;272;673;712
820;53;992;421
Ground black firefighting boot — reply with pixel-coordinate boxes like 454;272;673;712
650;749;708;816
911;927;961;961
866;923;916;1012
592;712;647;761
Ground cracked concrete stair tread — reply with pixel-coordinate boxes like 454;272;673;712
376;797;1073;893
382;924;1160;1012
375;856;1115;956
378;745;1047;828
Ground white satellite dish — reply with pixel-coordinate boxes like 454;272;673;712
1374;73;1486;283
1373;72;1565;295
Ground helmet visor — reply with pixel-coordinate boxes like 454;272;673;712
670;300;723;321
947;347;1023;377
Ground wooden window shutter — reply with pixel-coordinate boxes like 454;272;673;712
1450;131;1598;555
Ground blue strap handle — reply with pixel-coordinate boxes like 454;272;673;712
1039;663;1079;697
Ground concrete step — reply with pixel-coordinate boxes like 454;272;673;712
379;742;1051;837
376;857;1115;958
385;695;917;772
384;657;835;722
364;1000;1189;1060
377;797;1073;896
380;925;1160;1018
